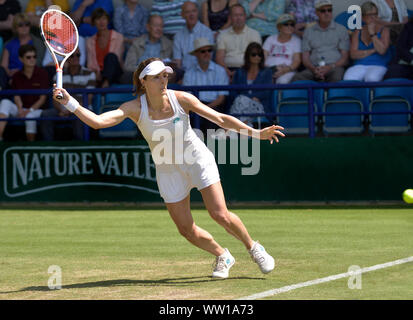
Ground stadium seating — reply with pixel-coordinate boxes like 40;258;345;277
322;80;369;134
98;84;138;138
276;80;324;134
369;78;412;133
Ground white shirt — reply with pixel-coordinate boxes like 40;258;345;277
263;34;301;67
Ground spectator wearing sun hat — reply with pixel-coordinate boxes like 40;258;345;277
183;37;229;132
291;0;350;82
263;14;302;84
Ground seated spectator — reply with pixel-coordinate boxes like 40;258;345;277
0;13;45;87
344;1;391;82
26;0;70;28
41;48;95;141
287;0;318;38
42;35;86;84
183;37;229;132
263;14;301;84
372;0;408;45
0;0;21;43
173;1;214;71
384;16;413;80
122;15;173;83
151;0;188;37
86;8;124;88
201;0;237;35
71;0;114;37
229;42;272;127
215;4;262;80
0;44;49;141
292;0;349;82
114;0;149;52
239;0;285;38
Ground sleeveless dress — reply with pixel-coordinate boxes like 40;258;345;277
207;0;230;31
137;89;220;203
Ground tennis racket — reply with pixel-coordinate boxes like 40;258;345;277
40;8;79;99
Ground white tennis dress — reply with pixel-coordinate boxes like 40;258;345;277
137;89;220;203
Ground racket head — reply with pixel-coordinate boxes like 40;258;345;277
40;9;79;58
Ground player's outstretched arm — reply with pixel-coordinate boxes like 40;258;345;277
53;86;130;129
176;90;285;144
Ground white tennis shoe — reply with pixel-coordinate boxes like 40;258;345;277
249;241;275;274
212;248;235;279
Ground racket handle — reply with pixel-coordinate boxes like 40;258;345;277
56;69;63;99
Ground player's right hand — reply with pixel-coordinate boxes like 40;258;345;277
52;84;70;106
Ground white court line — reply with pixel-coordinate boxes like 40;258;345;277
237;256;413;300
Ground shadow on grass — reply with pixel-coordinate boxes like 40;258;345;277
0;276;266;293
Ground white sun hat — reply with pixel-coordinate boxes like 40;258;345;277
139;60;173;79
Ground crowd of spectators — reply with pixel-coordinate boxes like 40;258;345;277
0;0;412;141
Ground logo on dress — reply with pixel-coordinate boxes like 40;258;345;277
173;117;181;124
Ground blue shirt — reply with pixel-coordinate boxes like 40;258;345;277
114;4;149;39
72;0;114;37
354;30;392;66
230;67;273;113
173;21;214;71
183;61;229;102
6;38;34;70
138;40;162;65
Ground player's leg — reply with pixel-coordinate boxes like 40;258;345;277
200;181;275;274
166;194;235;278
200;181;254;250
166;194;225;256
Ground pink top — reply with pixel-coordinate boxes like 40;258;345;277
86;30;124;72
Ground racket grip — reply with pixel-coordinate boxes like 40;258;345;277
56;69;63;99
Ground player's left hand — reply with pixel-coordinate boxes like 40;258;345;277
259;125;285;144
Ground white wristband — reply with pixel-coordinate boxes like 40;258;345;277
64;96;80;113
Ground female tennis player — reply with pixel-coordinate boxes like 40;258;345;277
53;57;285;279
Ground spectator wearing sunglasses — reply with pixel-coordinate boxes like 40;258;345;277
229;42;273;127
40;49;96;141
287;0;318;38
344;1;391;82
183;37;229;133
263;14;301;84
292;0;349;82
0;44;49;141
0;13;45;88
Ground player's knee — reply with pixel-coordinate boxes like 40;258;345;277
177;223;197;240
210;209;231;227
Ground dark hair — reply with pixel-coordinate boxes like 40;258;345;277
243;42;265;70
91;8;110;25
18;44;36;58
133;57;163;96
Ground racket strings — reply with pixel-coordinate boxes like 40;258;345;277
42;12;77;55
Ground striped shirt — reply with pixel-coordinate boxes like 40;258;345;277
183;61;229;102
151;0;186;36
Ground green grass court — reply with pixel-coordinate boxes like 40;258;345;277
0;206;412;300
